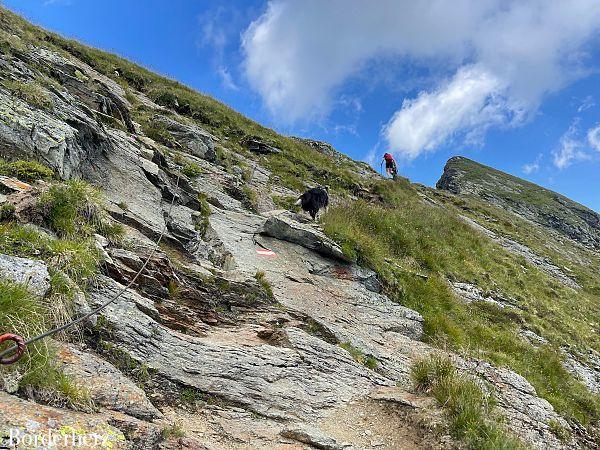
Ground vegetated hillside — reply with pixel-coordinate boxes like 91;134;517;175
0;6;598;449
437;156;600;249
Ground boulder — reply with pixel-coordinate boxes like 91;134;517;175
241;136;281;154
0;253;50;297
561;349;600;394
151;115;215;162
259;213;350;262
281;425;347;449
57;344;162;420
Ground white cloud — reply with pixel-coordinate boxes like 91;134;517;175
552;121;591;169
589;123;600;151
242;0;600;157
383;65;524;159
578;95;595;112
523;154;543;174
217;66;239;91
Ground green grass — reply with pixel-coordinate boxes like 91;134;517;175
193;193;211;238
339;342;379;370
179;387;203;407
0;279;91;409
254;271;274;299
160;423;185;440
38;179;123;242
167;280;181;300
322;180;600;426
0;159;54;182
241;186;259;212
411;355;524;449
140;119;177;148
441;157;598;241
1;79;53;110
181;163;203;178
0;222;100;287
0;203;15;221
0;28;26;54
1;4;598;437
73;69;88;82
272;194;301;212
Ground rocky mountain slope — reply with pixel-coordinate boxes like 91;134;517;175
0;6;599;450
437;156;600;250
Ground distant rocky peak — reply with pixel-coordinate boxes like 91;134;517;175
437;156;600;249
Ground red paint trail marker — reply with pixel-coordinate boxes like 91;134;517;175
256;249;277;257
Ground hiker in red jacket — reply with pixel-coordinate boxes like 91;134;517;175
382;153;397;179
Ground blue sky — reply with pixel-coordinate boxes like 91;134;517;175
6;0;600;211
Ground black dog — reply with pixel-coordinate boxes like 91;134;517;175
295;186;329;220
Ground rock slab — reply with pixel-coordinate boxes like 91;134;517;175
0;253;50;297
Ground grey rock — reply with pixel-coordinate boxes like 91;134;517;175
562;349;600;394
151;115;216;162
0;392;130;449
311;264;381;293
519;329;549;346
89;276;390;421
460;215;581;290
58;344;162;420
260;212;350;262
241;136;281;154
0;175;31;192
452;281;518;309
291;137;378;180
456;357;573;449
0;253;50;297
281;425;347;450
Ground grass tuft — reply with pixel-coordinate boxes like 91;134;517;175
2;79;53;110
0;203;16;221
0;279;91;409
339;342;379;370
193;193;211;238
38;179;123;242
0;158;54;182
181;163;203;178
411;355;524;449
161;423;185;440
254;271;274;298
